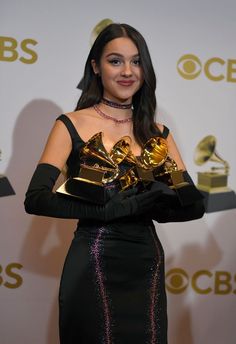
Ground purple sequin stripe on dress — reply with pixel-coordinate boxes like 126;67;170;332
91;227;112;344
149;228;162;344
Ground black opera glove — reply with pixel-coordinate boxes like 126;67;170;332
149;172;205;223
173;170;204;206
24;163;163;223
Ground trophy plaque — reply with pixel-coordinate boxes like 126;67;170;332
194;135;236;212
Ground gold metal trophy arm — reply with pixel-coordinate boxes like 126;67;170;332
194;135;236;212
102;135;132;183
194;135;230;175
57;132;133;202
110;136;132;165
120;136;170;189
81;132;117;169
80;132;134;184
139;136;187;188
123;136;169;169
141;136;168;169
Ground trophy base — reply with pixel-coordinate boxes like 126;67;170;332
0;175;15;197
56;178;116;204
198;188;236;213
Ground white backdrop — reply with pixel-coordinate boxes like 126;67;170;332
1;1;236;343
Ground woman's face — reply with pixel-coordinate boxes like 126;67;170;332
92;37;144;103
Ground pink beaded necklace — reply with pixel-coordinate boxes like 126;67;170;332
93;104;133;124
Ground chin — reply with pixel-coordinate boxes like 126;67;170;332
113;91;138;102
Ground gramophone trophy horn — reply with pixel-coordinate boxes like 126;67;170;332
81;132;117;169
120;136;187;191
56;133;132;203
194;135;229;174
194;135;236;212
141;136;188;188
110;136;131;165
119;137;166;188
141;136;168;168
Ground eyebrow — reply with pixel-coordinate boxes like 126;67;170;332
105;53;140;58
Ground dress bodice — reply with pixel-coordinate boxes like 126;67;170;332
56;114;170;179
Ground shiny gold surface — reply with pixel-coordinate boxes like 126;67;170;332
81;132;117;169
194;135;229;174
110;136;131;165
80;132;132;184
57;132;186;199
141;136;168;168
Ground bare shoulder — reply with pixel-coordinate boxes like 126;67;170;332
156;122;164;133
38;117;72;169
64;107;105;142
65;107;97;126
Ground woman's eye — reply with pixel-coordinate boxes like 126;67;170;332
108;59;121;65
132;59;141;66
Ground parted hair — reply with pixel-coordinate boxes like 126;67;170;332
75;23;161;145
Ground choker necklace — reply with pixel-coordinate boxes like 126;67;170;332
93;104;132;124
101;97;132;109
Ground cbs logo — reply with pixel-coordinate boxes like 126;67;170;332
0;36;38;64
0;263;23;289
166;268;236;295
177;54;236;82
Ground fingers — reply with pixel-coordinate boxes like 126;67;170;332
118;187;138;199
136;188;163;206
151;181;174;193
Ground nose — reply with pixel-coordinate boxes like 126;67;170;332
121;63;133;77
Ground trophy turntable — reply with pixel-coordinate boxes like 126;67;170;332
194;135;236;212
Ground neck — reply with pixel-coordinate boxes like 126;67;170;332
101;97;133;110
100;103;133;118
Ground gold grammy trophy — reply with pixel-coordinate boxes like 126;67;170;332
120;136;191;201
194;135;236;212
56;133;131;204
0;149;15;197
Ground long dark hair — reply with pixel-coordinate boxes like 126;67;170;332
75;23;161;145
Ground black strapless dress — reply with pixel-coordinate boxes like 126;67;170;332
57;115;168;344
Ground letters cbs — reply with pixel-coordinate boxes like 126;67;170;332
0;36;38;64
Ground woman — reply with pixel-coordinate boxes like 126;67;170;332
25;23;204;344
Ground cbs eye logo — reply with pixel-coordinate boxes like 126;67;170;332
177;54;236;82
0;36;38;64
166;268;189;294
166;268;236;295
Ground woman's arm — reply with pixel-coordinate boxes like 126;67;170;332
38;119;72;170
24;119;163;222
152;124;205;222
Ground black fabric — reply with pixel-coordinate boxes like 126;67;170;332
25;115;204;344
161;125;169;139
150;171;205;223
24;163;163;222
56;114;85;178
59;220;168;344
57;114;80;139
